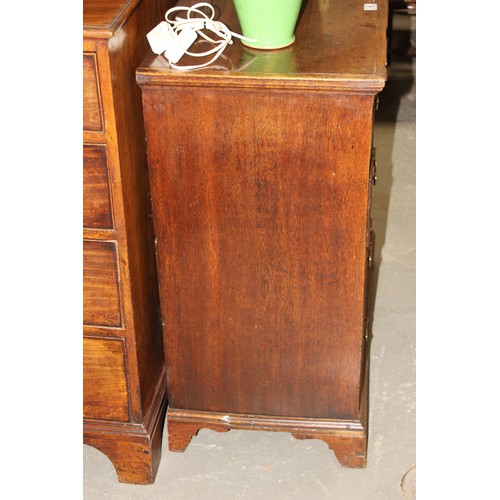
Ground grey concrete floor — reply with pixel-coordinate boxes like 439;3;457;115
84;28;416;500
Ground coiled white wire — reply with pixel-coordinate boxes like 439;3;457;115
164;2;254;70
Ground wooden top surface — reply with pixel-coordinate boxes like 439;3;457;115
83;0;141;38
136;0;388;92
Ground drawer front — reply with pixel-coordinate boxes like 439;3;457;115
83;144;113;229
83;337;129;421
83;53;104;132
83;240;122;327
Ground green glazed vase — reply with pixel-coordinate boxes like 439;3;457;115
233;0;303;50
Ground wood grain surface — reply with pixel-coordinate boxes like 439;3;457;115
83;240;122;327
83;144;113;229
83;53;103;131
83;337;129;421
143;87;373;419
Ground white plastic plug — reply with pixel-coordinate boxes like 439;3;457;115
147;21;176;55
163;27;198;64
146;3;255;70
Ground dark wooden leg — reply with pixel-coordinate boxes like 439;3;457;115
167;414;230;452
84;376;168;484
292;433;367;468
85;430;163;484
167;420;202;452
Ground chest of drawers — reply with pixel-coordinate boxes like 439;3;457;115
83;0;174;484
137;0;387;467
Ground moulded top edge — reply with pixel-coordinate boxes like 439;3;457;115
136;68;386;94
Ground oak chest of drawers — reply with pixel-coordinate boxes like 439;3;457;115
137;0;387;467
83;0;174;484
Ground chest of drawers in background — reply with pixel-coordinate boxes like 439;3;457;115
83;0;173;484
137;0;387;468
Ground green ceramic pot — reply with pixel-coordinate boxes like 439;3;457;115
233;0;303;50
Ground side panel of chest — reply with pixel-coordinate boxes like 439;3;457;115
145;87;373;420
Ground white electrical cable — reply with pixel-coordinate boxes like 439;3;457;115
163;2;255;70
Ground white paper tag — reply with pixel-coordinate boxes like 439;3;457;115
364;3;378;10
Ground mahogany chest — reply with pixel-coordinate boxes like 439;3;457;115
83;0;174;484
137;0;387;467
